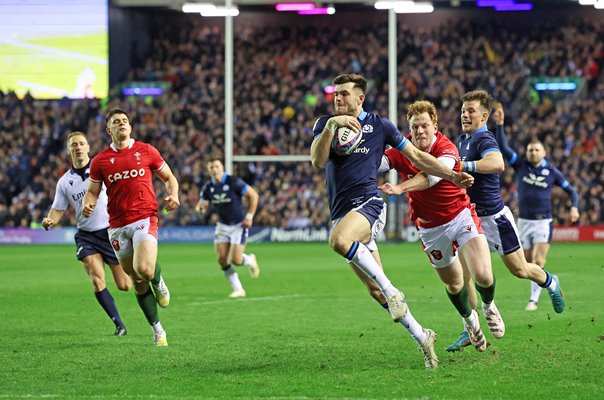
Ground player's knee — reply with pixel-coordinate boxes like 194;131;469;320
329;234;351;256
117;279;132;291
472;271;493;288
136;262;155;280
445;281;464;294
230;256;243;266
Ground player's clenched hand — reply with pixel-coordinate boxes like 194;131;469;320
328;115;361;133
195;202;206;215
378;182;403;196
82;203;95;217
164;195;180;212
452;172;474;188
42;218;54;231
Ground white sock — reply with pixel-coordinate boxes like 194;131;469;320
240;253;252;266
399;308;427;345
530;281;543;303
223;266;243;290
462;310;478;331
348;242;397;298
481;301;496;313
151;321;164;334
543;272;557;293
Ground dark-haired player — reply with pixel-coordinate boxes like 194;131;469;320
310;73;473;369
196;158;260;298
83;108;179;346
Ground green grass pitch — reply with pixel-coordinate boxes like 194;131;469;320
0;242;602;399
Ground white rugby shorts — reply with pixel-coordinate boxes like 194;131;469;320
517;217;553;248
108;216;158;259
418;207;484;269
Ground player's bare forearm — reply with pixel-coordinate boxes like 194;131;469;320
311;132;333;169
404;173;431;192
156;164;180;211
82;181;101;217
245;187;259;215
42;208;65;230
164;175;180;211
472;152;505;174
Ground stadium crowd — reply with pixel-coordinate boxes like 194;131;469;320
1;13;602;229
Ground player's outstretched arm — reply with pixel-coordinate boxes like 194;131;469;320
156;164;180;212
401;144;473;188
82;181;102;217
42;208;65;230
379;173;430;195
460;151;505;174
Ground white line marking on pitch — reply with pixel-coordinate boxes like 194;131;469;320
186;294;304;306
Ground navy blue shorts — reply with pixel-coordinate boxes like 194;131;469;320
74;228;119;265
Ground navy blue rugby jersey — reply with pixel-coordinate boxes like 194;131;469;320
457;125;504;216
494;125;579;220
312;110;408;220
200;173;250;225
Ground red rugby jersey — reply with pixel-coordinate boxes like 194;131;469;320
90;139;165;227
385;132;469;228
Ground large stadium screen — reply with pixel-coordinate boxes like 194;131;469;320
0;0;108;99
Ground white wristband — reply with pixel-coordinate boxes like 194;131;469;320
245;212;254;220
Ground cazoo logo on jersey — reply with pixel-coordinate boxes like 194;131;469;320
108;168;145;182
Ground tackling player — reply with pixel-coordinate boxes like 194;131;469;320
310;73;473;369
379;100;505;352
493;103;579;311
43;131;131;336
196;158;260;298
83;108;180;346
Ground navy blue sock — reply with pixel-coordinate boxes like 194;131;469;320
538;270;553;288
95;288;125;328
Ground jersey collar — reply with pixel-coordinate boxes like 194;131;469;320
211;172;228;185
110;138;135;152
469;125;488;135
70;161;91;181
357;109;367;122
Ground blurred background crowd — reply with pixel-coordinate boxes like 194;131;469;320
1;10;602;232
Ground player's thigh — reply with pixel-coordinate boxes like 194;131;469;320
228;243;246;264
459;235;493;285
480;207;521;256
532;242;550;266
214;242;231;263
331;211;371;249
133;240;158;278
434;257;464;293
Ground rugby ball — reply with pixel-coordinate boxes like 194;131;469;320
333;126;363;156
